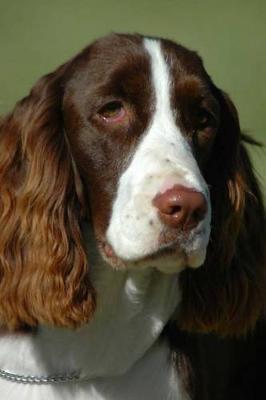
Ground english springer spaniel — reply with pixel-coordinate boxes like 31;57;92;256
0;33;265;400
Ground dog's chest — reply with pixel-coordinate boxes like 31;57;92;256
0;341;186;400
0;264;184;399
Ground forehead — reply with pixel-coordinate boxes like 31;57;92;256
67;35;149;97
66;34;210;97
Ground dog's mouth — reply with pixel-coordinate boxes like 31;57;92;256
101;231;207;273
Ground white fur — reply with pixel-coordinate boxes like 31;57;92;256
0;342;187;400
107;39;211;270
0;224;185;399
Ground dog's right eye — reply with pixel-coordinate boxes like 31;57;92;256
97;101;125;123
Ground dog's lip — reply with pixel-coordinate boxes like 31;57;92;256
143;241;181;259
103;242;115;258
102;239;184;264
102;224;207;265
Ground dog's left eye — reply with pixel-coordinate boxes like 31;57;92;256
98;101;125;122
197;109;215;130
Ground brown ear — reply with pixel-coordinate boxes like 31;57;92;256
179;90;266;336
0;66;95;331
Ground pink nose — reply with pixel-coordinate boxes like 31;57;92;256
152;185;207;230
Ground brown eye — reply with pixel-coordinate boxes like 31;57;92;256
197;109;213;130
98;101;125;122
193;108;217;150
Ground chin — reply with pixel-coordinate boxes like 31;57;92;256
100;237;207;274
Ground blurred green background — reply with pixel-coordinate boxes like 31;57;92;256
0;0;265;188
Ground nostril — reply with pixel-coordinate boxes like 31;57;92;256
192;210;201;223
153;184;207;230
185;209;205;230
192;205;207;223
167;205;182;215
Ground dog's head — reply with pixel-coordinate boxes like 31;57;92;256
0;33;264;334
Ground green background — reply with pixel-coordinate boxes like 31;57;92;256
0;0;265;187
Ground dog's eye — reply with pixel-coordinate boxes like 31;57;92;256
98;101;125;122
193;108;217;152
197;109;214;130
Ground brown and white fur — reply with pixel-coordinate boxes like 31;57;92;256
0;33;265;400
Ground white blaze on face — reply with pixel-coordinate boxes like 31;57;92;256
106;38;211;271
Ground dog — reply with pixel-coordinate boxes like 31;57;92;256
0;33;265;400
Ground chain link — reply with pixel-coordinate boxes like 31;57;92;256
0;368;80;384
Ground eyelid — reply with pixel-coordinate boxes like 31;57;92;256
97;101;126;123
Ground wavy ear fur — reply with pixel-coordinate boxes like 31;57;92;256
179;90;266;336
0;65;95;331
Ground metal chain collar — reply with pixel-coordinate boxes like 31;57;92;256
0;368;81;384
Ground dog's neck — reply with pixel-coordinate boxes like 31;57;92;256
0;228;180;380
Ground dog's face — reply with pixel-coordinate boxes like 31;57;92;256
64;34;219;273
0;33;264;333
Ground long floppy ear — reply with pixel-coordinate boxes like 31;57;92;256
179;89;266;336
0;65;95;331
